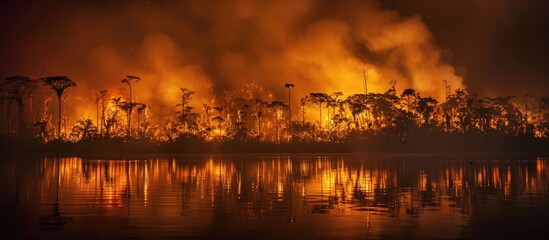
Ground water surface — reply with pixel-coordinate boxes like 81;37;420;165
1;154;548;239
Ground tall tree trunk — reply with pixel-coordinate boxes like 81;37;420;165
100;102;105;134
287;89;291;141
96;102;99;131
257;116;261;140
57;94;62;139
128;86;132;137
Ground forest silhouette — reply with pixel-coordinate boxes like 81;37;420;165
0;75;547;154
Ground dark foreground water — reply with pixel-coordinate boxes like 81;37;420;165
1;154;548;239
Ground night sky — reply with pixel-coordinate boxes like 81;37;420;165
1;0;547;108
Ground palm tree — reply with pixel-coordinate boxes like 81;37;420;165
41;76;76;139
284;83;295;140
121;75;141;137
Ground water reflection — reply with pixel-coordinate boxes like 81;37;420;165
1;155;548;239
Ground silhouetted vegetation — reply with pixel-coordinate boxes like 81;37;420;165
1;75;548;154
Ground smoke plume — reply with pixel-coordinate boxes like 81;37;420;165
0;0;464;123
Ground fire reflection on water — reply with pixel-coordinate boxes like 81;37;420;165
1;155;548;238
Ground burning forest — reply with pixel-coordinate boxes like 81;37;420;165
0;73;547;153
0;0;548;153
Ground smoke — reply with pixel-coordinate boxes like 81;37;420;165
0;0;464;124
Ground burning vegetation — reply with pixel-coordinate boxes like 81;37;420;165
0;74;547;153
0;1;547;153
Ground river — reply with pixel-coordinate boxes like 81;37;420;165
1;154;548;239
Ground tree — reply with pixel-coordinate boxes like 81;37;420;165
284;83;295;140
254;99;266;140
94;90;107;133
121;75;141;137
300;96;308;124
328;92;343;128
111;96;122;134
400;88;418;113
41;76;76;139
136;103;147;136
1;76;37;135
203;104;212;138
178;88;195;112
118;101;138;137
70;119;98;141
213;106;224;137
345;94;368;129
417;96;438;125
267;101;287;143
308;93;329;128
177;88;196;133
487;96;517;134
515;93;535;134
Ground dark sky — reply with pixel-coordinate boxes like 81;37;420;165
1;0;547;101
381;0;549;96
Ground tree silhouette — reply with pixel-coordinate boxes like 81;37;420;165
121;75;141;137
254;99;266;140
178;88;195;112
1;76;37;135
94;90;107;133
267;100;287;143
488;96;517;134
203;104;212;138
213;106;224;137
177;88;195;133
41;76;76;139
417;96;437;125
308;93;329;129
401;88;418;113
345;94;368;129
515;93;535;134
111;97;122;135
70;119;98;141
300;96;308;124
118;101;138;137
136;103;147;136
328;92;343;128
284;83;295;140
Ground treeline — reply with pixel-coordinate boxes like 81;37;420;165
0;75;548;153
